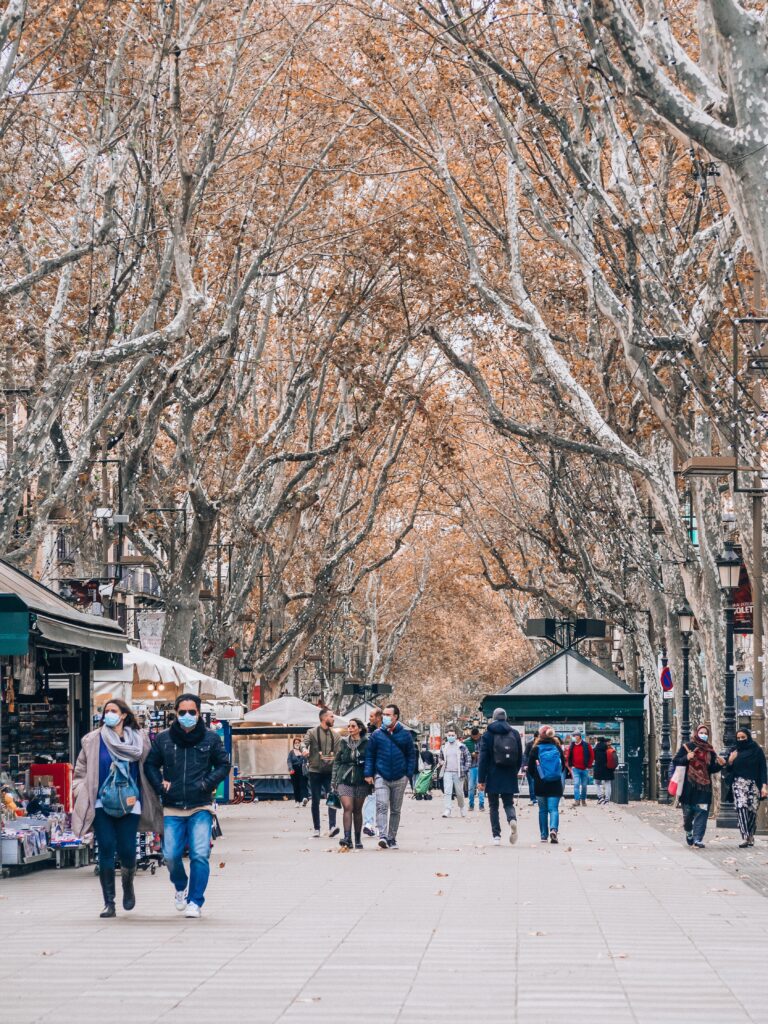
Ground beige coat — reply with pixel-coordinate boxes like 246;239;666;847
72;728;164;838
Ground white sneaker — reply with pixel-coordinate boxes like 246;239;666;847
460;807;467;817
174;891;188;912
442;810;451;818
492;837;501;846
509;820;518;845
185;902;201;918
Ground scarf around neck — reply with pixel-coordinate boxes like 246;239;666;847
100;723;144;762
687;737;715;788
170;717;207;747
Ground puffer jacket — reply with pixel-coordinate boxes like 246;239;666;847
364;722;417;781
144;724;230;810
331;736;370;789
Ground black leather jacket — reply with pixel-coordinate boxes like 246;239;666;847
145;726;231;810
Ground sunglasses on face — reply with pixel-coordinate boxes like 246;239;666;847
178;708;198;717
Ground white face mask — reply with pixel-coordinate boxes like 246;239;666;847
698;732;709;743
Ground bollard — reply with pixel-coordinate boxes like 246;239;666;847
614;764;629;805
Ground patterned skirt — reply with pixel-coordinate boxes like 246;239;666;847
337;782;371;800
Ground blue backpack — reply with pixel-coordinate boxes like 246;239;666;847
537;743;563;782
99;759;140;818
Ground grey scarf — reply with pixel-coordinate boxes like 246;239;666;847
100;724;144;762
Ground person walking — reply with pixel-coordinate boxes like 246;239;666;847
144;693;230;918
362;708;383;836
364;703;416;850
287;739;309;806
464;726;485;811
331;717;370;849
528;726;567;844
437;726;470;818
523;736;537;804
72;699;162;918
593;736;617;805
566;730;594;806
303;707;340;838
727;727;768;848
477;708;522;845
672;723;725;849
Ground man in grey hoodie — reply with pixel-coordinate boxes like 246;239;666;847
478;708;522;846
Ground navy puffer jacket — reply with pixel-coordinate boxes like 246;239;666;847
364;723;417;781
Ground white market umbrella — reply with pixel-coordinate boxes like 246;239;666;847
239;695;349;727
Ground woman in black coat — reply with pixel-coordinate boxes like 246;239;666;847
727;727;768;847
672;723;724;849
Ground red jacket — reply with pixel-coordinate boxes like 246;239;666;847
567;741;594;770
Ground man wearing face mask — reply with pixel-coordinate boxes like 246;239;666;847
364;704;416;849
145;693;230;917
436;726;471;818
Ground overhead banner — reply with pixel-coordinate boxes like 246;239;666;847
734;563;753;634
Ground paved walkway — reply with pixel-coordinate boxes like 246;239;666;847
2;797;768;1023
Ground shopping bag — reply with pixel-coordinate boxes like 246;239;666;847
668;764;686;799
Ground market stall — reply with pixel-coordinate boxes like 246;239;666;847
231;696;349;799
0;559;129;869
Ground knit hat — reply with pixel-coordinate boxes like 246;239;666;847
492;708;507;721
539;725;554;739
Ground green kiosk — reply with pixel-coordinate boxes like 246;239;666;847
481;646;645;800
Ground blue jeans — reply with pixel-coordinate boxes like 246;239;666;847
468;766;484;809
363;792;376;829
528;774;536;801
537;796;560;837
163;811;213;907
572;767;589;802
682;803;709;844
93;808;140;871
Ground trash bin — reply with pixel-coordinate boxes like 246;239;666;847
614;764;629;805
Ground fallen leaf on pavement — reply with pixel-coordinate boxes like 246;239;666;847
436;872;449;877
219;862;226;868
609;883;625;890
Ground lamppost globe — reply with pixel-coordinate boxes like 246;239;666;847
677;602;695;635
716;542;741;591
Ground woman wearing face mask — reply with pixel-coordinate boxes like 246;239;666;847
672;724;726;849
437;727;471;818
727;728;768;848
72;699;162;918
287;739;309;806
331;718;370;849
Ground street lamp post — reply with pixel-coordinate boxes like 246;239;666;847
677;601;695;744
716;542;741;829
658;647;672;804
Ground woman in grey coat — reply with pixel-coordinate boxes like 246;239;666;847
73;699;162;918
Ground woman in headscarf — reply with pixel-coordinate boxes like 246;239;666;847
672;723;725;849
727;727;768;847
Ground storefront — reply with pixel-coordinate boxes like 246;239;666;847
0;559;129;868
481;649;645;800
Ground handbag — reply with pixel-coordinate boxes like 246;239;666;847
98;759;140;818
326;790;342;811
668;764;686;799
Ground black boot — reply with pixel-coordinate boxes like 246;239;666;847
121;868;136;911
354;831;363;850
99;868;116;918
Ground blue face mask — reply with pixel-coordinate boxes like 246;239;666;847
447;735;457;743
382;715;392;728
178;712;198;729
104;711;121;729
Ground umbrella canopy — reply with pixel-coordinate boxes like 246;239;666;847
239;695;348;727
94;646;236;702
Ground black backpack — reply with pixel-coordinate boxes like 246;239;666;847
493;728;519;767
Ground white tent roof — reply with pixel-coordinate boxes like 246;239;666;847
240;695;349;727
94;645;236;701
345;700;381;721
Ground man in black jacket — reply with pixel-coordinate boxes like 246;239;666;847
145;693;230;918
